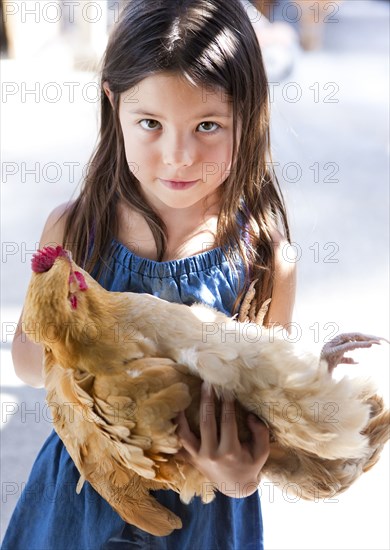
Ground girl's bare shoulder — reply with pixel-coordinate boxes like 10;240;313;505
271;228;294;274
39;200;75;248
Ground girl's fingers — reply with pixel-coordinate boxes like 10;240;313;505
247;414;270;466
199;383;218;453
175;410;199;457
219;398;239;452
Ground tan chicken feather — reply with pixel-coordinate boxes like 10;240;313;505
22;246;389;536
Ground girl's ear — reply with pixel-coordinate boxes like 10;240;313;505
103;81;114;108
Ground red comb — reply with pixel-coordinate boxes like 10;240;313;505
31;246;67;273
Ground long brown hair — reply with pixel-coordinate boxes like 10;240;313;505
63;0;291;314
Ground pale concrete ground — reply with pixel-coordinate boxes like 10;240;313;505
1;1;389;549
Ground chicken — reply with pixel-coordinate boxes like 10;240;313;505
22;246;389;536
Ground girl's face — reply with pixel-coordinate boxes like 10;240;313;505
109;73;238;213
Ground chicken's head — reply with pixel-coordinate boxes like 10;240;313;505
23;245;165;375
23;246;90;353
31;246;88;310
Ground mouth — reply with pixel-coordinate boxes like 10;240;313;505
159;178;199;190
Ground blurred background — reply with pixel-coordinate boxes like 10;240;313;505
1;1;389;549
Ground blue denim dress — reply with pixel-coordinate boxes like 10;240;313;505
2;239;264;550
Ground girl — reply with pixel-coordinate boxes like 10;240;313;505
4;0;296;548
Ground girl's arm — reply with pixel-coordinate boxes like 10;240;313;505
177;234;297;497
12;203;70;388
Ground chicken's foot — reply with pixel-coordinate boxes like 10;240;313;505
320;332;388;374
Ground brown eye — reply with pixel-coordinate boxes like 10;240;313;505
198;121;220;133
139;119;161;130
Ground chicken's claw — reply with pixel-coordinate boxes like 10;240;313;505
238;280;258;323
237;279;271;326
320;332;388;374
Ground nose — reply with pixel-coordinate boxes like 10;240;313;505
162;131;194;168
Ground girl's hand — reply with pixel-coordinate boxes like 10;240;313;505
175;383;270;498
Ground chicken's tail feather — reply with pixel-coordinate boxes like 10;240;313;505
361;394;390;473
265;392;390;500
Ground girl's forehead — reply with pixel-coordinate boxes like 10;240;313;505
122;72;232;108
